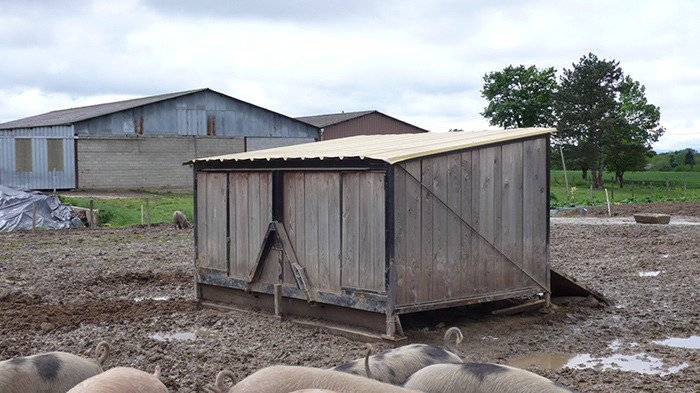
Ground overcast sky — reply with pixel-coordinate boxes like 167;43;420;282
1;0;698;152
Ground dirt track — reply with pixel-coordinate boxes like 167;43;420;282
1;202;699;392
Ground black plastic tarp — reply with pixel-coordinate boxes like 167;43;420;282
0;186;79;231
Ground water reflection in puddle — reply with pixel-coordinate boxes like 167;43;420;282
654;336;700;349
135;296;170;302
638;271;661;277
509;352;689;376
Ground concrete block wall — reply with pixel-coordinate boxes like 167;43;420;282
77;136;245;191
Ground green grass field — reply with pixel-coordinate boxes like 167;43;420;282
58;192;194;228
550;170;700;207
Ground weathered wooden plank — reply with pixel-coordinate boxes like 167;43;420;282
394;165;407;304
317;173;331;289
226;173;237;275
420;159;433;303
294;172;306;270
258;173;276;283
446;153;461;299
359;173;373;290
492;146;502;291
304;173;320;288
460;151;473;297
371;172;385;293
328;173;342;290
533;138;548;285
341;173;359;288
404;161;421;305
210;173;228;271
478;148;494;292
522;140;536;289
470;150;482;294
501;143;523;289
234;172;249;277
196;172;208;268
431;156;448;300
248;172;261;273
282;173;297;286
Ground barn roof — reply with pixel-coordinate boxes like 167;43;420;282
189;128;554;165
296;110;430;133
0;88;208;129
295;110;376;128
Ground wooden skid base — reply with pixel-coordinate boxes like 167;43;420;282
198;284;402;339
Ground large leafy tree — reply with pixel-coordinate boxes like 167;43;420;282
605;76;665;185
554;53;624;188
481;65;557;129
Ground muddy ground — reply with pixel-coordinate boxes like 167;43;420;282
1;202;698;392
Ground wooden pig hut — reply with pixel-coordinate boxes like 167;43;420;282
188;128;553;339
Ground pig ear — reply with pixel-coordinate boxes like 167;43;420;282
216;370;237;391
153;365;162;379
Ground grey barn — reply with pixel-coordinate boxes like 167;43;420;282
0;88;319;191
189;129;553;338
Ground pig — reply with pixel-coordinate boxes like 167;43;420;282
66;366;168;393
402;362;582;393
172;210;189;229
0;341;110;393
203;366;422;393
332;326;464;385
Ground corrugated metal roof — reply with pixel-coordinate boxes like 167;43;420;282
0;88;208;129
295;110;376;128
189;128;554;165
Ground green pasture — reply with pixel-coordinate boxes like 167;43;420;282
58;192;194;228
550;170;700;207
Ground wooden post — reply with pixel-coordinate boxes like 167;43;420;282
141;205;144;224
590;184;593;199
32;201;37;230
89;199;95;229
605;189;611;217
684;182;687;198
146;198;151;227
610;182;614;199
631;182;634;198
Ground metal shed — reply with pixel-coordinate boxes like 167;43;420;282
189;129;553;339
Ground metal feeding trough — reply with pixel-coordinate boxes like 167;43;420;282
633;213;671;225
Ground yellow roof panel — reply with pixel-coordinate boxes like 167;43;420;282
188;128;554;165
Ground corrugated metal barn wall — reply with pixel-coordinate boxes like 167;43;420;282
323;112;426;140
0;126;76;189
74;90;319;139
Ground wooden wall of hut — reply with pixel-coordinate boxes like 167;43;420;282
393;137;548;307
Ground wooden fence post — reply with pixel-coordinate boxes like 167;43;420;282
89;199;95;229
32;202;37;230
684;182;687;198
631;182;634;198
146;198;151;227
590;184;593;199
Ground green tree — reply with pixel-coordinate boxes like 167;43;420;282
684;149;696;168
481;65;557;129
605;76;664;186
555;53;623;188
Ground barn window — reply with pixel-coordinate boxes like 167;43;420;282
47;139;64;172
15;138;32;172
